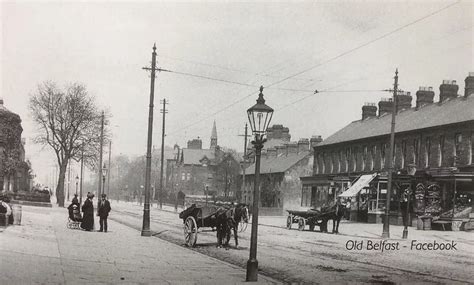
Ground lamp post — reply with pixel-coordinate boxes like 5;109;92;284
246;86;273;282
102;163;107;198
75;175;79;196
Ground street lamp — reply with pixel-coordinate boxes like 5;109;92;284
246;86;273;282
75;175;79;196
102;163;107;198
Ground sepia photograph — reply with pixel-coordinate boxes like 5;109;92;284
1;1;473;284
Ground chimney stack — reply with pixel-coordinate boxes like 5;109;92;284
297;138;310;153
267;148;277;159
465;72;474;98
276;145;286;157
397;92;412;110
439;80;458;102
362;103;377;120
187;138;203;149
286;142;298;155
378;98;393;116
310;135;323;149
416;87;434;108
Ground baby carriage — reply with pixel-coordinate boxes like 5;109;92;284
67;204;82;229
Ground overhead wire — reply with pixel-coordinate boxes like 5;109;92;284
164;1;461;138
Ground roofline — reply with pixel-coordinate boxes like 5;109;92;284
316;119;474;149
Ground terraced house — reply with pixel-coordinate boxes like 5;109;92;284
301;73;474;226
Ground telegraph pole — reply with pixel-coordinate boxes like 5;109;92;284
141;43;160;237
159;99;168;209
238;123;249;203
107;140;112;196
67;160;71;202
98;111;105;198
80;142;84;206
382;69;399;239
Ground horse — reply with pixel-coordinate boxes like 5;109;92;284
216;204;249;248
320;200;345;234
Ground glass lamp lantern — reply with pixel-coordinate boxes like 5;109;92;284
247;86;274;139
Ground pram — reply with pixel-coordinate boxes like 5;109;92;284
67;204;82;229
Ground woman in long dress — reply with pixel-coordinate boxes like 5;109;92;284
80;193;94;231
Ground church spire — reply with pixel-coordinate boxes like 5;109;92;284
210;120;217;149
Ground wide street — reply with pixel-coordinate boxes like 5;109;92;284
111;202;474;284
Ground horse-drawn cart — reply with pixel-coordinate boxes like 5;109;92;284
179;204;224;247
287;204;344;233
286;209;328;231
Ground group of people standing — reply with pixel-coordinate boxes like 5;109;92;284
68;192;111;232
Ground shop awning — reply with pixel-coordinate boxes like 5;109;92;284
339;173;377;198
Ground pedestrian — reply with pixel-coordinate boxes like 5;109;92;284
80;193;94;231
98;194;111;232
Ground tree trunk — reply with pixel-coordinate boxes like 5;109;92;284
56;161;68;207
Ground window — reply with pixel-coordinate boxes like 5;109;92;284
346;148;350;172
315;153;320;174
338;150;343;173
425;137;431;168
322;153;326;174
439;135;445;166
371;145;376;170
329;153;333;174
454;133;462;165
470;133;474;165
362;146;367;170
413;139;420;165
352;147;357;172
401;140;407;169
381;143;386;169
181;172;186;181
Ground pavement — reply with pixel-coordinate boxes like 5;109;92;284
0;205;280;285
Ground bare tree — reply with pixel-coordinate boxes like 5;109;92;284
29;81;108;207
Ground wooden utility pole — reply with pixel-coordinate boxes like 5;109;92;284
382;69;399;239
159;99;168;209
238;123;249;202
107;140;112;197
98;111;105;198
80;143;84;207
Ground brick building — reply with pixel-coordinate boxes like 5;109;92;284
166;121;240;199
241;124;322;212
0;99;31;192
301;73;474;224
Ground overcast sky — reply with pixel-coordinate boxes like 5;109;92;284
1;1;473;185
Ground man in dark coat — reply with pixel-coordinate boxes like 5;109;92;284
80;193;95;231
98;194;111;232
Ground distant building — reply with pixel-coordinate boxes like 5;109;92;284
0;99;31;192
166;121;239;199
241;124;322;213
301;73;474;225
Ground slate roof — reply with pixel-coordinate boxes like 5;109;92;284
243;151;310;175
182;148;215;165
319;95;474;147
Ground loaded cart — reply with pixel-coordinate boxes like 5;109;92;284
286;209;333;232
179;204;226;247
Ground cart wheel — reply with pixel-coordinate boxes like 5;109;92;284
184;216;198;247
286;215;293;229
298;218;306;231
